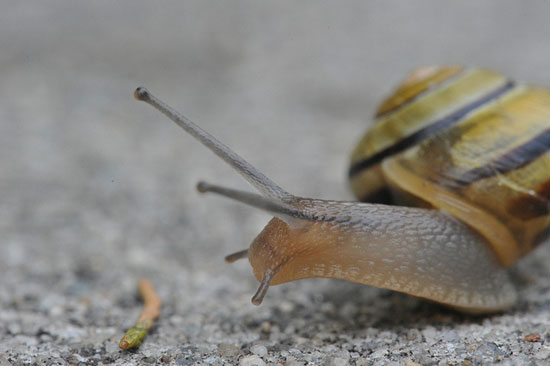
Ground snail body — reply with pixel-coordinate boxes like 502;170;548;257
135;66;549;313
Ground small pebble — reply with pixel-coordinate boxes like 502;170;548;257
78;344;95;357
330;357;348;366
0;356;12;366
142;356;157;364
175;354;193;366
534;346;550;360
239;355;266;366
286;360;304;366
260;322;272;333
406;329;421;341
104;342;119;354
218;343;241;358
278;300;295;313
422;326;438;345
474;342;503;360
7;323;22;335
440;331;459;342
250;344;268;357
524;333;542;342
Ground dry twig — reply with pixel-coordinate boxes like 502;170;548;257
119;278;162;349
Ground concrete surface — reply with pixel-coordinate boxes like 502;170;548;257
1;1;549;365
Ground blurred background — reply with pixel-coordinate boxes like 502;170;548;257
1;1;549;364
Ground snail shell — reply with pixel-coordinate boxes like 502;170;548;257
350;66;550;267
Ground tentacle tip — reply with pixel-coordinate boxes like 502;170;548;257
134;87;150;101
250;269;274;306
224;249;249;263
196;181;210;193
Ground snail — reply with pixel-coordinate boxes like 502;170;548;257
134;66;549;313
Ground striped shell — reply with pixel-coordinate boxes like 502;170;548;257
349;66;550;267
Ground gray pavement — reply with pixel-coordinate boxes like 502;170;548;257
1;2;549;365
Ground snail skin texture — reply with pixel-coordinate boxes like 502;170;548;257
134;66;549;313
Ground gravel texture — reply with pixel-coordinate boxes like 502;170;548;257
1;2;550;365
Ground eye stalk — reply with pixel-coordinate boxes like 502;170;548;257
134;87;291;201
196;181;315;221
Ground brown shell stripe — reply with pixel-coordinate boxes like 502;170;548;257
454;129;550;188
375;66;464;118
348;81;516;178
